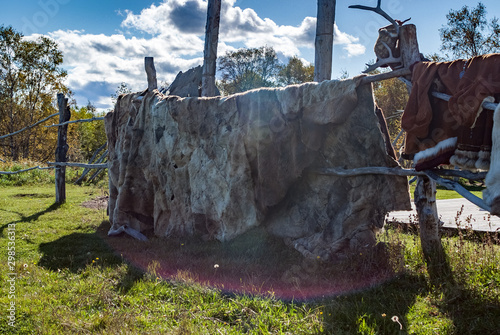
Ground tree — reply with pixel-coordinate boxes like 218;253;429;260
217;46;280;95
277;56;314;86
111;82;132;105
369;67;408;159
0;25;68;161
439;2;500;58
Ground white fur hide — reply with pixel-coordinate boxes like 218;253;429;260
414;137;457;165
484;103;500;207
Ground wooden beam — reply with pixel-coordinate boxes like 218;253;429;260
311;166;487;180
49;162;107;169
431;91;498;111
312;166;425;177
399;78;499;111
425;170;490;211
359;68;411;85
201;0;221;97
314;0;336;82
145;57;157;91
55;93;71;204
74;142;107;185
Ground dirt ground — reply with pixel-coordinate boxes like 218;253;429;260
81;196;108;210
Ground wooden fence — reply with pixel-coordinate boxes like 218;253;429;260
0;95;108;203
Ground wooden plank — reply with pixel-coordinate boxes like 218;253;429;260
201;0;221;97
55;94;71;204
314;0;336;82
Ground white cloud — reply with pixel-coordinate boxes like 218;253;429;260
343;43;366;57
35;0;366;109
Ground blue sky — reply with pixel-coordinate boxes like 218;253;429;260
1;0;500;110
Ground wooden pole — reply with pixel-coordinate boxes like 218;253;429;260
55;93;70;204
414;176;452;281
399;24;421;79
314;0;336;82
398;24;451;279
145;57;157;91
201;0;222;97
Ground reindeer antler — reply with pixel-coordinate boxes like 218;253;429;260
363;41;403;73
349;0;400;35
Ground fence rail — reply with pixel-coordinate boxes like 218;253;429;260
45;116;105;128
0;112;59;140
0;94;107;201
0;166;55;175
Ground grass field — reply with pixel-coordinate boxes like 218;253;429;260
1;184;499;334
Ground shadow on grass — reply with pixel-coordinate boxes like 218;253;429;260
38;220;144;293
437;284;500;335
321;273;428;334
0;202;63;237
430;250;500;335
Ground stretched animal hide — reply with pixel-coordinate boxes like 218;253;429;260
402;54;500;171
105;78;411;259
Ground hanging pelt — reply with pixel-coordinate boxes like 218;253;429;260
484;103;500;215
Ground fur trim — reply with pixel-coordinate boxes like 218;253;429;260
475;150;491;171
414;137;457;165
451;149;480;170
484;103;500;208
478;150;491;159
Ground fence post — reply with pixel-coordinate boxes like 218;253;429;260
55;93;70;204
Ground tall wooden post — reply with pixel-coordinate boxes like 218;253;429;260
399;24;421;80
414;176;451;280
55;93;70;204
145;57;157;91
400;24;449;280
202;0;222;97
314;0;336;82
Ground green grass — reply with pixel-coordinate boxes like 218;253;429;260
409;180;485;200
0;161;107;187
1;184;500;334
